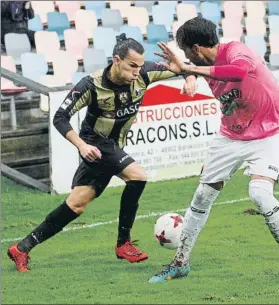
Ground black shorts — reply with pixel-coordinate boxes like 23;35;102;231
71;138;134;197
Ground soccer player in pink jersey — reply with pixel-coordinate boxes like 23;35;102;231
149;17;279;283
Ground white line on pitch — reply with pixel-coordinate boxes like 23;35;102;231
1;192;278;244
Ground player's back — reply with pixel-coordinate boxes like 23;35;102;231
208;41;279;140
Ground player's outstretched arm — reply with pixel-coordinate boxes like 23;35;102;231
155;42;250;82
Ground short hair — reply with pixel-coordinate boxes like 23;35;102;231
112;33;144;59
176;17;219;49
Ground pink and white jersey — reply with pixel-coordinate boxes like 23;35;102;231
206;41;279;140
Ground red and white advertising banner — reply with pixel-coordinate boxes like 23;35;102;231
109;79;221;186
49;78;221;194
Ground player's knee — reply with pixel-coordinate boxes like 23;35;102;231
129;169;147;181
188;183;220;214
207;181;224;191
67;186;96;214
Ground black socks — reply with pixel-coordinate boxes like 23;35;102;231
17;181;147;252
17;201;79;253
117;180;146;246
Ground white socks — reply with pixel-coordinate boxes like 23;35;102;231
249;180;279;243
171;180;279;268
172;183;220;266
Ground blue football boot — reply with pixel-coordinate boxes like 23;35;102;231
148;263;190;283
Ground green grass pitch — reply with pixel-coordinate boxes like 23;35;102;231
1;172;279;304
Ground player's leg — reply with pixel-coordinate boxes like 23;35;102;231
116;162;147;246
7;161;98;272
245;133;279;244
249;176;279;243
114;162;148;262
149;135;244;283
104;142;148;263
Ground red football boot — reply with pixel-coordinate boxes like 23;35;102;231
7;244;30;272
115;240;148;263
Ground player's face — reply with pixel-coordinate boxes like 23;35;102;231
183;45;211;66
115;50;145;84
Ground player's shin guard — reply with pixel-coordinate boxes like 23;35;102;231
172;183;220;266
249;180;279;243
117;180;146;246
17;201;79;253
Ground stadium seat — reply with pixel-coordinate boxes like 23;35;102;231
267;1;279;15
47;11;71;41
219;37;236;43
142;42;161;62
152;5;174;32
181;0;200;10
134;1;154;16
55;1;81;21
157;1;177;15
127;7;149;34
245;1;266;18
147;24;169;44
270;53;279;66
4;33;31;65
39;74;66;87
28;14;43;31
35;31;60;62
200;2;221;24
83;48;108;73
39;74;66;112
1;56;17;90
172;21;183;39
92;27;117;57
101;8;123;32
245;17;266;36
64;29;89;60
223;1;244;21
244;35;267;58
167;40;188;62
72;72;89;84
74;9;98;39
269;34;279;54
221;18;243;41
119;25;144;43
84;1;106;19
52;50;78;84
109;1;132;18
21;53;48;82
268;15;279;34
31;1;55;24
176;3;198;23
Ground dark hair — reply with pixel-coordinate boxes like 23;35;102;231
112;33;144;59
176;17;219;49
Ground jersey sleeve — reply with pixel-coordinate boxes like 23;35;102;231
140;61;178;86
53;76;96;137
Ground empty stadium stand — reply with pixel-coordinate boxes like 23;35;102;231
1;1;279;187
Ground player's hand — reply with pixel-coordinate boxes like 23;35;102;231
154;42;185;74
78;143;102;162
181;75;197;97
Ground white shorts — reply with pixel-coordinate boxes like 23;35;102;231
200;133;279;183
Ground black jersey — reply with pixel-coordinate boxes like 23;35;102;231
53;61;178;148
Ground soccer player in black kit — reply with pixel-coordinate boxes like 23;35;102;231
7;34;196;272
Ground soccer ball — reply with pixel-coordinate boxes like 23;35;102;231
154;213;184;250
